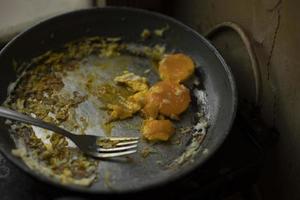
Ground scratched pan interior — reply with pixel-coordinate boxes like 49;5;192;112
0;7;236;193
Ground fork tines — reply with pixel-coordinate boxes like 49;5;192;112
94;136;139;158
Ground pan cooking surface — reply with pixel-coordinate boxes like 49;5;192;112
3;36;208;189
0;7;236;193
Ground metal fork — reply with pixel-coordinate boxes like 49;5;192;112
0;106;139;158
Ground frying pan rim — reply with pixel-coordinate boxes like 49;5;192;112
0;6;237;194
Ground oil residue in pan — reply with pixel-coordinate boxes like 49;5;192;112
58;54;158;138
4;36;209;189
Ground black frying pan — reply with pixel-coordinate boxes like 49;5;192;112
0;7;236;193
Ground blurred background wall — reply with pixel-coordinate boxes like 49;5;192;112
171;0;300;199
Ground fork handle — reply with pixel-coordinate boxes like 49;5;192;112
0;106;74;138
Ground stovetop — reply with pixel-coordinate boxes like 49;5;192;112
0;111;270;200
